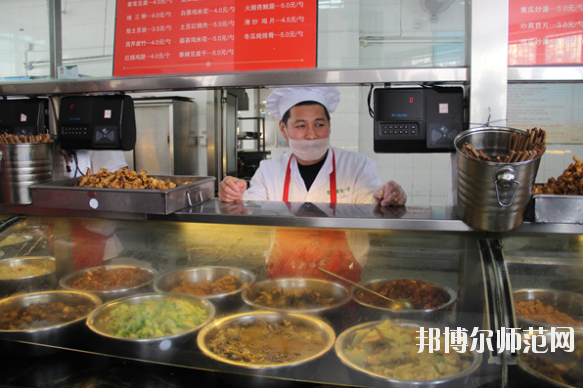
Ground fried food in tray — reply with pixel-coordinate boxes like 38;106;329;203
76;167;186;190
533;156;583;195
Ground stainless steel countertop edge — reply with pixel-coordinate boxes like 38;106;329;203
1;199;581;234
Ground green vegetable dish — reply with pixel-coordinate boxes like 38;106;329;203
99;297;208;339
341;320;475;381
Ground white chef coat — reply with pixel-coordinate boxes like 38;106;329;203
69;150;128;178
243;147;382;204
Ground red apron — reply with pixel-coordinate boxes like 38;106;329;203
269;150;361;283
283;151;337;203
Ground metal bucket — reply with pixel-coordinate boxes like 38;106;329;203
0;143;53;205
455;127;541;232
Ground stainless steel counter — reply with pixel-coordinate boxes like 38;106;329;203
1;198;581;235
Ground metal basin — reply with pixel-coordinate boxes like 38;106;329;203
153;265;255;312
242;277;352;315
0;290;101;354
335;319;481;387
0;256;57;298
353;278;457;322
513;288;583;330
60;264;158;302
197;310;335;369
86;293;215;357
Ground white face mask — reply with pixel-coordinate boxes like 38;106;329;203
287;137;330;162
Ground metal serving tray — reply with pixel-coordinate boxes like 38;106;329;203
530;193;583;224
29;175;215;215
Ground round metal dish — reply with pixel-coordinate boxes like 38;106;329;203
513;288;583;330
59;264;158;301
0;290;101;345
517;327;583;388
353;278;457;321
241;277;352;315
86;293;215;349
153;265;255;311
197;310;335;369
0;256;57;297
335;319;481;387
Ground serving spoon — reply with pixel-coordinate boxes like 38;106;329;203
318;267;414;310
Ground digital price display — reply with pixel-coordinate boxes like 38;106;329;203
374;89;424;121
113;0;318;76
509;0;583;65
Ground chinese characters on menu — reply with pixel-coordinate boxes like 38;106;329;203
114;0;318;76
509;0;583;65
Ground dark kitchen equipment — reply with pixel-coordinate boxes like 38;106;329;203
373;86;464;153
58;95;136;151
0;98;48;136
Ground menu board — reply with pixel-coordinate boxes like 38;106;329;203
113;0;318;76
508;0;583;65
507;83;583;144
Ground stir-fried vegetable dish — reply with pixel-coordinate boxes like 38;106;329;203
342;320;474;381
97;297;208;338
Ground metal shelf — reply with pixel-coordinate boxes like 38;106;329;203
0;68;468;97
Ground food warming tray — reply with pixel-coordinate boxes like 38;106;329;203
528;192;583;224
29;176;215;215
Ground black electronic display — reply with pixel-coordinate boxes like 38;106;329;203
374;89;424;120
0;99;48;136
58;95;136;150
373;86;465;153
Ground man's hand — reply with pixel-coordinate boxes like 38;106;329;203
373;181;407;207
218;176;247;203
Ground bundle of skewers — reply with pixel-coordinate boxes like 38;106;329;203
0;133;53;144
460;127;546;163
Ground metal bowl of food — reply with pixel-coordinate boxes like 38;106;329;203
153;266;255;311
87;293;215;355
518;344;583;388
0;256;57;298
59;264;158;301
335;319;481;387
0;290;101;352
197;310;335;369
241;277;352;315
516;327;583;388
353;278;456;321
513;289;583;330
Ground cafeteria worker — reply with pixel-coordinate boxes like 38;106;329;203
218;86;407;283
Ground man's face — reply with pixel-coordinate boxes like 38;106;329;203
279;104;331;141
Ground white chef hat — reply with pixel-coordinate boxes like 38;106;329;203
265;86;340;121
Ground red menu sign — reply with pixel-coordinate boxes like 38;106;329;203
509;1;583;65
113;0;318;76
